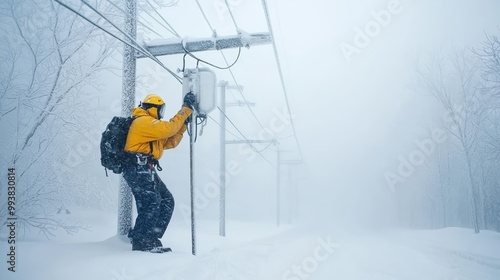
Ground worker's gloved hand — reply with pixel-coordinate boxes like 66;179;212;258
183;92;196;110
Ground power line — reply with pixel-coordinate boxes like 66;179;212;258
193;2;274;139
79;0;182;83
207;114;242;141
217;107;251;145
261;0;303;161
192;3;238;102
195;0;215;33
251;141;275;153
105;0;163;38
217;107;275;168
220;51;275;137
143;0;180;37
139;5;177;37
56;0;182;83
182;42;242;70
224;0;239;30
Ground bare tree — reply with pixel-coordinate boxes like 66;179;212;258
416;50;485;233
475;33;500;92
474;34;500;158
0;0;114;237
475;32;500;231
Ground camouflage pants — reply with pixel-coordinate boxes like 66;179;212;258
123;162;174;250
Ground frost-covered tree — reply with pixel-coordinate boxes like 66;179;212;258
402;43;500;233
475;33;500;231
0;0;114;237
414;50;486;233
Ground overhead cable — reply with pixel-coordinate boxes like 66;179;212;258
195;0;215;33
261;0;303;161
223;0;239;30
217;106;276;168
64;0;181;83
105;0;163;37
143;0;180;37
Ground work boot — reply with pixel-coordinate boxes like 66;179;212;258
153;238;162;247
149;247;172;253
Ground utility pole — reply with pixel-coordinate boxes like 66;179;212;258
218;81;228;237
276;148;281;227
276;148;302;227
280;159;302;225
218;81;248;237
118;0;137;236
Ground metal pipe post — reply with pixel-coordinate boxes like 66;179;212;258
218;81;228;236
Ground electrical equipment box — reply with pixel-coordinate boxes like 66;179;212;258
182;68;217;115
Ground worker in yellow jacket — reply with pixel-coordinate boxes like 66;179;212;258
123;93;195;253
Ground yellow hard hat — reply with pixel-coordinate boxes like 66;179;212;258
142;94;164;106
141;94;166;119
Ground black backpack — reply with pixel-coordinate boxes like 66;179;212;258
100;116;137;175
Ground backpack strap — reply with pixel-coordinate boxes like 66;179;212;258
147;142;163;171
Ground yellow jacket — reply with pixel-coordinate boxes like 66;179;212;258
124;106;192;160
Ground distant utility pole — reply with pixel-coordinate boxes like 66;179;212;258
276;149;302;227
280;159;302;225
276;148;281;227
219;82;280;235
218;81;252;237
218;81;228;237
117;0;137;236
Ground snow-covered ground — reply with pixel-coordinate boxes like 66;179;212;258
1;210;499;280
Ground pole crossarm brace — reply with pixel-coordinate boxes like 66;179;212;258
137;32;272;58
226;139;277;145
